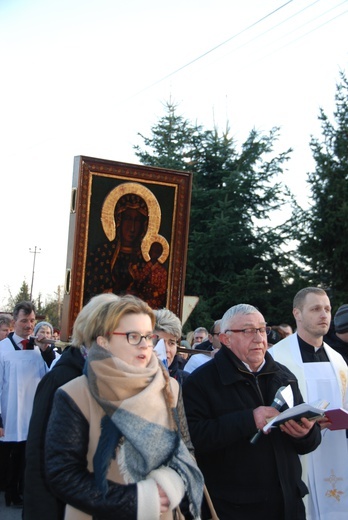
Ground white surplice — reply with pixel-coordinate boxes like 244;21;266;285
0;337;48;441
269;334;348;519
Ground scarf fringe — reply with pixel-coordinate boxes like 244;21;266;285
117;443;134;484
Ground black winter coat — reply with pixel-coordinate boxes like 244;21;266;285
169;355;189;385
182;346;321;520
44;380;194;520
324;323;348;365
23;346;86;520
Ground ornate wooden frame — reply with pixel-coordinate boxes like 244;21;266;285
60;156;192;341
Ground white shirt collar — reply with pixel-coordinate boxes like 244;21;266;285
12;332;29;347
242;359;266;373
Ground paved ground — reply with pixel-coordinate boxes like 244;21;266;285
0;492;22;520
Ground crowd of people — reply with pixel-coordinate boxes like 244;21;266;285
0;286;348;519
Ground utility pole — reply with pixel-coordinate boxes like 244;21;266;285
57;284;63;326
29;246;41;301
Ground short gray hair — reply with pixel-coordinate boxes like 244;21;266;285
221;304;259;332
0;314;12;327
194;327;208;336
154;309;182;339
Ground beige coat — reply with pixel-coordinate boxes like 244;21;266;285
62;374;180;520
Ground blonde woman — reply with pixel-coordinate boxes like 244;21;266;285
45;295;203;520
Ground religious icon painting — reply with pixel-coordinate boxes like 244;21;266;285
60;156;192;341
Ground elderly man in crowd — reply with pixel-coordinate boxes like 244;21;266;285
192;327;209;346
184;319;222;374
183;303;321;520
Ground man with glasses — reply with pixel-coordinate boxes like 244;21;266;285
196;321;222;352
183;303;321;520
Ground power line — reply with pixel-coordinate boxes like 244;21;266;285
126;1;348;102
126;1;295;99
128;0;348;104
252;0;348;53
231;3;348;76
205;0;323;66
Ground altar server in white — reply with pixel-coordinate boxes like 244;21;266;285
0;301;51;507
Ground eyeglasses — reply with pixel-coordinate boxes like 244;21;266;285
211;332;220;336
224;327;272;336
112;331;157;346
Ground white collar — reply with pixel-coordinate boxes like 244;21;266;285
12;332;29;346
242;359;266;373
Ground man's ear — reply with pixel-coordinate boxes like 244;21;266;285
97;335;108;349
293;308;300;321
219;332;229;346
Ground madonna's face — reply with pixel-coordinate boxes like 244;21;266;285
120;208;147;247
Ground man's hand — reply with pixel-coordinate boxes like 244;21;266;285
316;416;332;430
0;427;4;438
279;417;315;438
253;406;280;431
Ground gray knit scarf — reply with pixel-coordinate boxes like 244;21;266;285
85;342;203;518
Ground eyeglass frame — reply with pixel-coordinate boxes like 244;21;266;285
224;327;272;336
112;331;157;346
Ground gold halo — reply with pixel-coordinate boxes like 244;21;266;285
101;182;169;263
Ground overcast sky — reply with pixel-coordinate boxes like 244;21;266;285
1;0;347;307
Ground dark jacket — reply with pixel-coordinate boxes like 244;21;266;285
169;355;189;385
324;323;348;365
23;346;86;520
183;346;321;520
195;339;213;351
44;378;194;520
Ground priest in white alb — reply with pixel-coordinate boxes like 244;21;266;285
269;287;348;520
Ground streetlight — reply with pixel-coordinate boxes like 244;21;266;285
29;246;41;300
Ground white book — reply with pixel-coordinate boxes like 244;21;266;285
263;400;329;432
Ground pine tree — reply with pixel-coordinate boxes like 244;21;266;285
185;125;294;324
14;280;31;304
135;102;297;327
134;99;200;171
297;72;348;307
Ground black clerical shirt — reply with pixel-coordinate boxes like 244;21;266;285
298;335;330;362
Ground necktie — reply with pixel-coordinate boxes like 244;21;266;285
21;339;29;350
